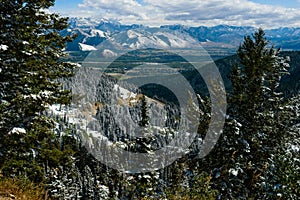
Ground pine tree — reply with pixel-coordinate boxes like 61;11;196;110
199;28;291;198
0;0;76;182
139;94;149;127
230;28;290;156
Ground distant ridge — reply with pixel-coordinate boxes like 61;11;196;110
62;18;300;52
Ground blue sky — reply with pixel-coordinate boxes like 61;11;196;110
250;0;300;8
52;0;81;13
51;0;300;28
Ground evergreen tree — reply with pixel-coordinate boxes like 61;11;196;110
200;28;291;198
0;0;76;183
139;94;149;127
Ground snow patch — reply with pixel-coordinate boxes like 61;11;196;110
229;168;239;176
113;84;136;99
102;49;117;57
79;43;97;51
0;44;8;51
91;29;107;38
143;175;151;179
290;144;300;153
9;127;26;135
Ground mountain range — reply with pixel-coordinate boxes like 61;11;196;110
62;17;300;54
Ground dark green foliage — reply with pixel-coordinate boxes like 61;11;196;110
195;28;294;199
163;158;217;200
138;94;149;127
0;0;76;184
226;28;290;197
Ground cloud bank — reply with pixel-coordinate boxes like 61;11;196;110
69;0;300;28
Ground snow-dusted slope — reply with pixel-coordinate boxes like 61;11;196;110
79;43;97;51
90;29;107;38
111;29;199;49
64;18;200;51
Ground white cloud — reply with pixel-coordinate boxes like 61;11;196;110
68;0;300;28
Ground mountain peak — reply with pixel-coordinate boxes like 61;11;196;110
64;18;300;52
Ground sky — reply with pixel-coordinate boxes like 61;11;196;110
51;0;300;28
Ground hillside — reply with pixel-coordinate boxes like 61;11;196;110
1;6;300;199
181;51;300;98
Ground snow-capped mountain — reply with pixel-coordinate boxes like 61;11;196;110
165;24;300;50
63;18;199;51
109;29;199;49
62;18;300;52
